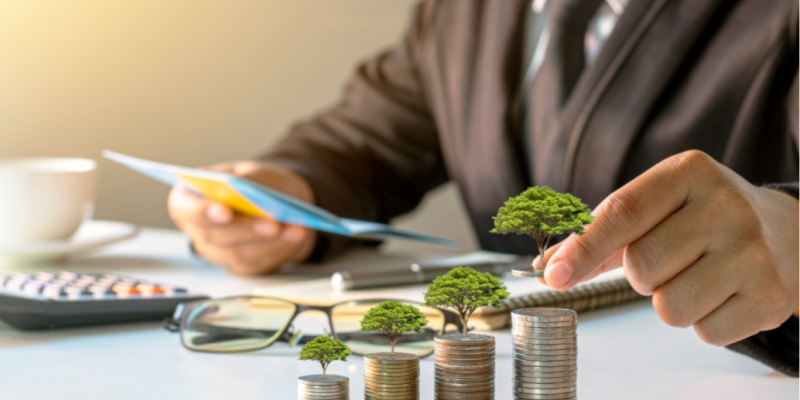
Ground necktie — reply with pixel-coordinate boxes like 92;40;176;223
527;0;606;190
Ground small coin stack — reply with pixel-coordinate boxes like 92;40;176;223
297;375;348;400
363;352;419;399
434;333;495;400
511;308;577;400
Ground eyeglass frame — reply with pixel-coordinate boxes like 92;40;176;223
164;296;467;355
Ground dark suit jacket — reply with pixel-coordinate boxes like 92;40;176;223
263;0;798;257
261;0;799;375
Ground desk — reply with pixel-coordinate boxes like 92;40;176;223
0;228;796;400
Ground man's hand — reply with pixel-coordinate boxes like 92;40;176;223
168;161;317;275
539;150;799;346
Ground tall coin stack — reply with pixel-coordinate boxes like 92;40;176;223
363;352;419;400
297;375;349;400
511;308;577;400
434;333;495;400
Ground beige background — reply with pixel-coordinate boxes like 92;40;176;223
0;0;479;251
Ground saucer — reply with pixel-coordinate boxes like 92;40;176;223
0;220;139;265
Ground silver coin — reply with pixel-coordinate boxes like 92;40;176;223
513;365;577;373
515;386;576;395
511;308;576;321
513;354;576;362
511;328;576;337
512;393;576;400
512;336;576;345
435;333;494;343
297;392;347;398
513;370;577;379
512;378;576;387
512;267;544;277
512;346;576;355
512;325;577;334
513;358;576;367
512;320;577;328
298;375;348;385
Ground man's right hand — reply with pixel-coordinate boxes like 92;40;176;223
168;161;317;275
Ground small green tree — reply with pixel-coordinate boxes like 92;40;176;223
422;266;510;337
491;186;594;272
298;336;351;379
359;300;429;356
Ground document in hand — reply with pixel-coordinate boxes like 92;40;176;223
104;151;459;247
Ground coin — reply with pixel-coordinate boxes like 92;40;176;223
512;336;576;345
515;386;576;395
365;352;419;363
511;308;576;321
511;266;544;277
297;375;349;400
512;393;577;400
513;359;576;367
512;320;577;328
363;352;419;399
513;378;577;387
512;325;577;334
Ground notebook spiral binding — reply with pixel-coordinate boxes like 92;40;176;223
471;277;649;330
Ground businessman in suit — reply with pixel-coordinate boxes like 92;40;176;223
168;0;798;374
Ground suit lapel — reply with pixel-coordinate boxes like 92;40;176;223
560;0;726;207
459;0;529;223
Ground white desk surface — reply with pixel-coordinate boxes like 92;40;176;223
0;228;796;400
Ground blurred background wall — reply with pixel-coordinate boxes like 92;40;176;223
0;0;479;251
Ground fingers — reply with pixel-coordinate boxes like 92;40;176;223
622;201;710;295
181;215;281;246
545;150;716;290
649;250;741;329
533;242;623;286
692;293;772;347
194;225;314;275
169;186;233;225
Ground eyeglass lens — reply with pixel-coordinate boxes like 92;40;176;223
182;297;296;352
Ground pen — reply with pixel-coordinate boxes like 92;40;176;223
331;255;534;291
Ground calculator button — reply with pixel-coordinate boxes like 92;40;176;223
65;286;91;296
57;271;77;281
89;285;114;294
42;284;65;298
34;272;54;282
112;283;140;295
78;275;97;283
23;282;44;294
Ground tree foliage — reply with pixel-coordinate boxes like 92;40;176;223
359;300;429;355
491;186;594;270
298;336;351;379
422;266;510;337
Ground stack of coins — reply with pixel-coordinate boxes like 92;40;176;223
511;308;577;400
363;352;419;399
434;333;495;400
297;375;348;400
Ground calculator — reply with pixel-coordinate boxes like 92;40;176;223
0;271;209;330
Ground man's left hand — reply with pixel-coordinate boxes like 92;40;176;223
539;150;799;346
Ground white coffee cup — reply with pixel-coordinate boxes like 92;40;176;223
0;158;97;244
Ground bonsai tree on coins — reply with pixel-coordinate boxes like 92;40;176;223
491;186;594;273
422;266;510;338
359;300;429;356
298;336;351;379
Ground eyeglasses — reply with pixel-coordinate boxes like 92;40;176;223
164;296;465;357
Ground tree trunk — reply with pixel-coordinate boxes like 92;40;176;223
460;313;468;338
322;363;327;379
391;338;395;355
537;243;546;270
